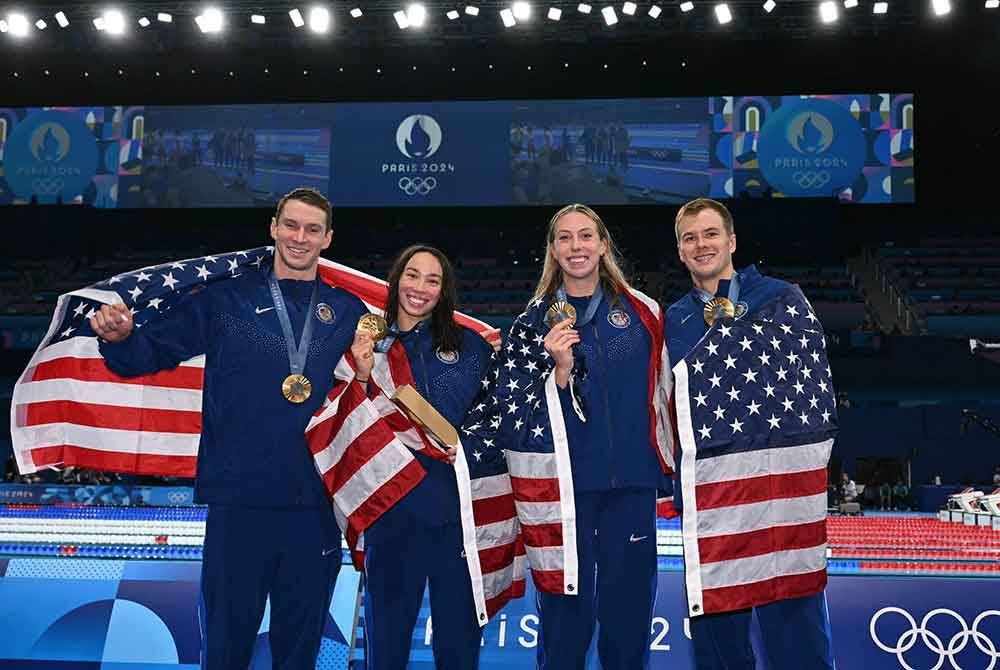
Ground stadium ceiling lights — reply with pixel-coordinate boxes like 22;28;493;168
602;5;618;24
715;2;733;23
622;2;637;15
251;14;265;23
157;12;172;22
932;0;951;14
54;11;69;27
680;2;695;13
465;5;480;15
350;8;363;18
103;9;126;35
392;5;427;29
843;0;858;7
763;0;776;12
500;7;516;25
987;0;999;9
872;1;887;12
407;3;427;26
578;4;593;13
289;8;305;27
447;9;460;19
195;8;223;32
547;7;563;20
308;7;330;33
648;5;663;18
512;2;532;20
819;0;838;22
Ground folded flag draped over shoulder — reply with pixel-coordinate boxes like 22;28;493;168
496;286;675;597
306;334;525;624
673;286;837;617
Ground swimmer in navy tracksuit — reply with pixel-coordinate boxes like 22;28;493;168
352;245;493;670
91;189;368;669
522;204;668;670
665;198;835;670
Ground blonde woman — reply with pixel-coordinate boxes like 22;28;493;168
497;204;673;669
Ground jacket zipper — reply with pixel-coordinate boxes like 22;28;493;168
592;318;618;488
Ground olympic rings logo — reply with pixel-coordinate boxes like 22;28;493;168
870;607;1000;670
791;171;831;189
167;489;191;503
398;176;437;196
31;178;65;195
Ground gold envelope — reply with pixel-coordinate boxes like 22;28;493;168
391;384;459;448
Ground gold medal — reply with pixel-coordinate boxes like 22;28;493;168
282;373;312;403
357;313;388;341
546;301;578;328
703;297;736;327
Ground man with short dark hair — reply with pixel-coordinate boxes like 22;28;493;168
91;187;368;669
665;197;835;670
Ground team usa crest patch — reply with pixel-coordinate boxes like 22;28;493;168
315;303;335;324
436;349;459;364
607;309;631;329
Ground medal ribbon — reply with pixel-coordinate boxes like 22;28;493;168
555;282;604;329
268;271;319;379
694;272;741;309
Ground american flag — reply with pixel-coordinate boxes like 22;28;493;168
305;323;526;624
10;246;499;478
497;287;675;596
10;248;269;477
673;286;837;617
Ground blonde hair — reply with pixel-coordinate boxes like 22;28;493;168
674;197;734;243
531;203;631;303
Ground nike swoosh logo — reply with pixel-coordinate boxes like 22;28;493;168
255;306;275;314
321;547;339;557
629;534;648;543
681;313;694;324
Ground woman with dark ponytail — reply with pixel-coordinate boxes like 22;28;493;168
353;244;495;669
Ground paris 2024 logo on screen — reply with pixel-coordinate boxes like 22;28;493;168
5;110;99;204
757;98;865;198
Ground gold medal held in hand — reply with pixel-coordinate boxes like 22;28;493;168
357;313;388;341
282;373;312;403
546;301;578;328
703;297;735;327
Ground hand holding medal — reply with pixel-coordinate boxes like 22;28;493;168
352;313;388;382
543;301;580;387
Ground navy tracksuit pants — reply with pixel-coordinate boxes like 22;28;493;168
536;488;658;670
689;591;835;669
199;505;341;670
363;521;482;670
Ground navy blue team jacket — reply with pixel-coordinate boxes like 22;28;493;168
99;262;368;510
556;291;662;493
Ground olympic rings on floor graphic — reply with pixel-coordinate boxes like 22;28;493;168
869;606;1000;670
